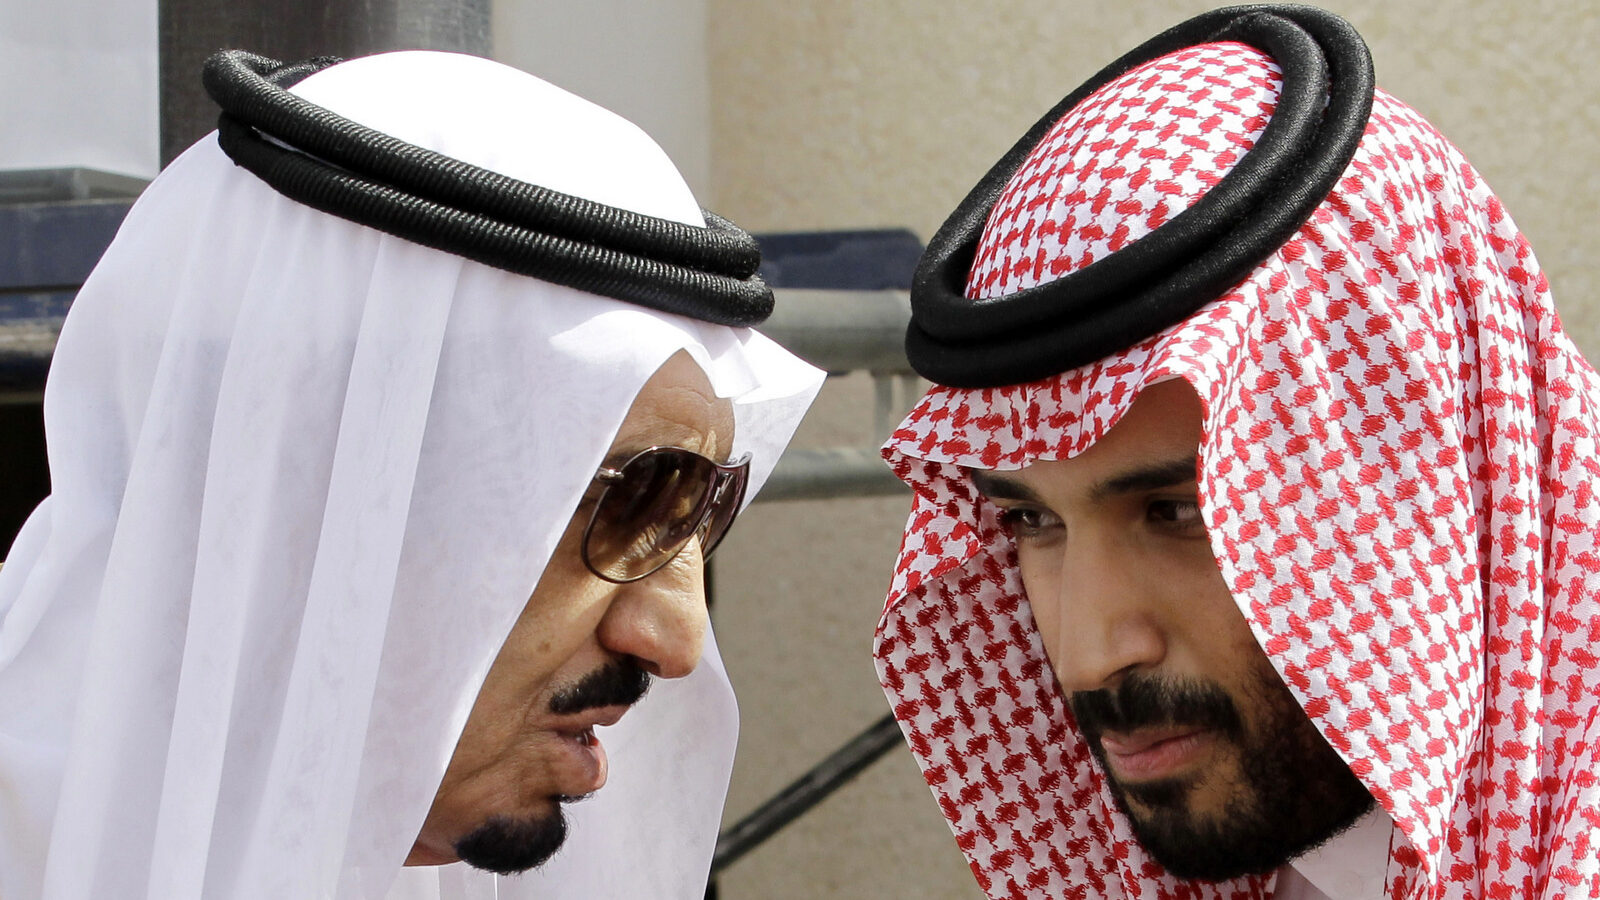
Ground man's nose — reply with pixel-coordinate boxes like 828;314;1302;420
1038;535;1166;695
595;543;709;679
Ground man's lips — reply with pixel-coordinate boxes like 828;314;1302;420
1096;726;1215;781
551;703;630;740
548;704;633;795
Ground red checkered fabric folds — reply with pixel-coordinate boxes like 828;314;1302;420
875;42;1600;899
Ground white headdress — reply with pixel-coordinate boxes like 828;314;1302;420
0;50;822;899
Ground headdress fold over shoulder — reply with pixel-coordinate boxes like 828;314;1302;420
906;4;1373;387
203;50;775;326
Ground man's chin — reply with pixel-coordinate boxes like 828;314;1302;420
1103;749;1375;882
453;810;570;875
1123;792;1374;881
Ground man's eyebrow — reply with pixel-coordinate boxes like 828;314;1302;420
965;456;1199;504
966;468;1040;503
1088;456;1199;503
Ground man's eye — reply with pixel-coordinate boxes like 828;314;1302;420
1148;499;1204;532
996;506;1061;538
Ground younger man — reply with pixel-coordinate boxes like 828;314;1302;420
876;6;1600;897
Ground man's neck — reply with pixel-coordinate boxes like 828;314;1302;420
1273;806;1393;899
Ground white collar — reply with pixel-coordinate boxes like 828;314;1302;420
1274;806;1394;899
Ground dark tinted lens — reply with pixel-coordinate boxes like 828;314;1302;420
587;449;715;581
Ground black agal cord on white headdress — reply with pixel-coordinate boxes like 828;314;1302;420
202;51;773;327
907;5;1374;387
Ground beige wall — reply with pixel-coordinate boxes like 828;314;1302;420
708;0;1600;350
707;3;1599;898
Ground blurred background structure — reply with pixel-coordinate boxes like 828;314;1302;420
3;1;1597;897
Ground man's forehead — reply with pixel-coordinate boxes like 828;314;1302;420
605;358;736;464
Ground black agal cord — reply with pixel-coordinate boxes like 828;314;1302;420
202;50;773;326
907;5;1374;387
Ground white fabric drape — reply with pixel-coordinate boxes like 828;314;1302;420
0;51;822;900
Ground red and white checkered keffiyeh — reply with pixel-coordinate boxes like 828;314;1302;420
875;41;1600;899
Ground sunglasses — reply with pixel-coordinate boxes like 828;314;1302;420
581;446;752;583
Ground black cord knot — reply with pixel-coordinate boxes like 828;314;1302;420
907;4;1375;387
202;50;773;326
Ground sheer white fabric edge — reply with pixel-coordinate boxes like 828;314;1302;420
0;51;824;900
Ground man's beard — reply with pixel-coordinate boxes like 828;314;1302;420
453;661;652;874
454;810;569;875
1068;657;1374;881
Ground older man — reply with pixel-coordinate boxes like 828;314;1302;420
0;50;821;899
876;5;1600;898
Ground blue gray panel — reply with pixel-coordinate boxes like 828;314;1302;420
756;229;923;291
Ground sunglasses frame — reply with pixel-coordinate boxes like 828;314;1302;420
581;445;753;584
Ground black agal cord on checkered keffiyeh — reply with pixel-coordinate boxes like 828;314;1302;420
202;50;774;327
907;5;1374;387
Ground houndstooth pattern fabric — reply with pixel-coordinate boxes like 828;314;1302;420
875;42;1600;899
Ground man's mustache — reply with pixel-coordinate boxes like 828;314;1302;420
548;660;652;715
1069;673;1243;739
